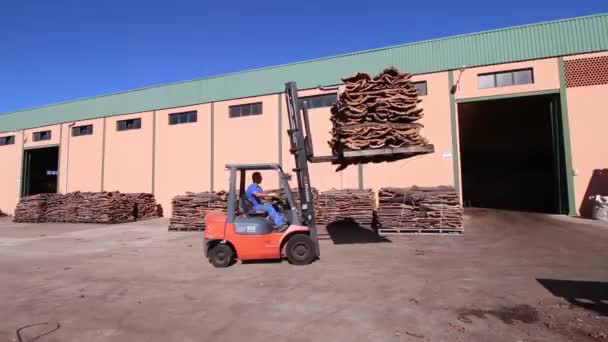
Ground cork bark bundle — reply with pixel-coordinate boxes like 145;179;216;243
377;186;463;230
316;189;376;228
14;192;159;224
330;67;429;170
169;191;228;229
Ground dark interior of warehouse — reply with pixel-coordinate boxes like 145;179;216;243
23;146;59;197
458;94;569;214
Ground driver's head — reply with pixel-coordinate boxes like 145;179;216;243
252;172;262;184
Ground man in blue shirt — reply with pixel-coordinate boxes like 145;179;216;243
246;172;287;230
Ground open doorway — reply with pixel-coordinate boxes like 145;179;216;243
22;146;59;197
457;94;569;214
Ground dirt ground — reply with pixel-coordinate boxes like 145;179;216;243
1;209;607;342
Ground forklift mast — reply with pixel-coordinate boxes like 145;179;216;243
284;82;319;254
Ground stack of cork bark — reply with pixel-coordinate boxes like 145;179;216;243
316;189;376;228
330;67;429;170
377;186;463;233
169;191;228;230
13;192;159;224
124;193;160;219
0;209;8;217
13;194;55;223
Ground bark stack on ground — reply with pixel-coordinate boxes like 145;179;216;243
0;210;7;217
330;67;429;170
316;189;376;228
124;193;160;220
13;192;159;224
377;186;463;230
13;194;55;223
169;191;228;230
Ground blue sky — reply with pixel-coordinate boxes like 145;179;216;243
0;0;606;113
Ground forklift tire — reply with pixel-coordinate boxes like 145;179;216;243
208;244;235;268
285;234;315;265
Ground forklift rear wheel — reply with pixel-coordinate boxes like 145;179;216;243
286;234;315;265
208;244;235;268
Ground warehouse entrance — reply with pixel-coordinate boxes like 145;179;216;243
22;146;59;197
457;94;569;214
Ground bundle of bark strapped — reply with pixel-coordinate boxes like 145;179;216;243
316;189;376;228
377;186;463;230
14;191;159;224
72;192;134;223
330;67;430;170
13;194;55;223
169;191;227;229
124;193;160;219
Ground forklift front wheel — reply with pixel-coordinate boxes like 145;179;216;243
208;244;235;268
285;234;315;265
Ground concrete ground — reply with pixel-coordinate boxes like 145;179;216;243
1;209;607;342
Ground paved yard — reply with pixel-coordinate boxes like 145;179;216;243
0;209;607;341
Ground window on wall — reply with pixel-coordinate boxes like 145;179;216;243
0;135;15;146
300;93;337;109
117;118;141;131
72;124;93;137
412;81;428;96
33;130;51;141
229;102;263;118
169;111;198;125
478;68;534;89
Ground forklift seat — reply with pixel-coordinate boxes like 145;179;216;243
239;196;267;217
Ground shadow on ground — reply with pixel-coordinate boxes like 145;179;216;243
324;219;390;245
537;279;608;316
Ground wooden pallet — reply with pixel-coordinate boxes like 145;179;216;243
378;228;463;235
168;227;204;232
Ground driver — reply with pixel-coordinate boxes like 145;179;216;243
246;172;288;231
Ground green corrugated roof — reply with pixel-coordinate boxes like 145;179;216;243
1;13;607;132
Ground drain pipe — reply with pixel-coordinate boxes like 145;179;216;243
65;122;76;193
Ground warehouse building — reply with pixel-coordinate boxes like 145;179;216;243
1;14;607;217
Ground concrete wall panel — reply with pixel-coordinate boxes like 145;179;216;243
0;132;24;214
104;112;153;193
455;58;560;99
58;118;104;193
155;104;212;214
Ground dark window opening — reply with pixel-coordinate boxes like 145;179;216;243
72;124;93;137
229;102;263;118
33;130;52;141
169;111;198;125
478;68;534;89
0;135;15;146
413;81;428;96
300;93;337;109
117;118;142;131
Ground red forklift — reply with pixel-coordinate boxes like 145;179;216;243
203;82;433;267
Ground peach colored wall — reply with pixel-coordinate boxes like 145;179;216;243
0;131;24;214
24;125;61;149
214;95;281;191
104;112;153;193
454;58;560;99
58;119;104;193
565;51;608;216
155;104;212;214
364;72;454;192
281;88;359;191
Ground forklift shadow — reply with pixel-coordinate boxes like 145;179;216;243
323;219;391;245
537;278;608;316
